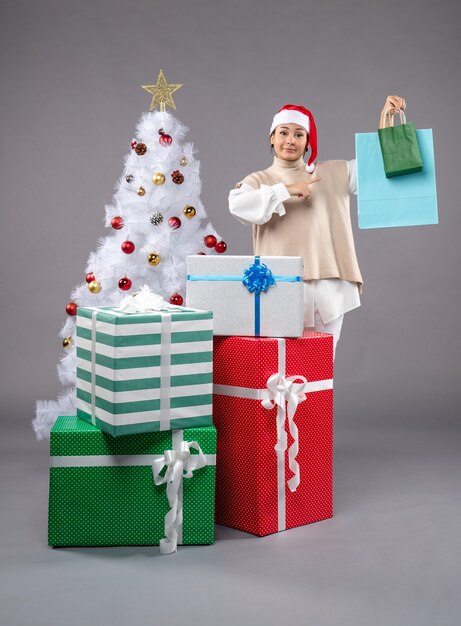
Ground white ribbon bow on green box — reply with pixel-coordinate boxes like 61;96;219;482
152;439;208;555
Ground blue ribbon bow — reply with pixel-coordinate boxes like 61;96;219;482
242;256;276;335
242;260;276;295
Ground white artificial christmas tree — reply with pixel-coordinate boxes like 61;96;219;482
34;70;227;439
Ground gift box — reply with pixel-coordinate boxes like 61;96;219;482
76;304;213;436
213;333;333;536
186;255;303;337
48;416;216;552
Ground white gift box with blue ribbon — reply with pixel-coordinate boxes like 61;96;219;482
186;255;304;338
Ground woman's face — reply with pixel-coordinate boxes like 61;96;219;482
271;123;308;161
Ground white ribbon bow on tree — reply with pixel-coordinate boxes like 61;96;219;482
152;441;207;554
261;373;309;493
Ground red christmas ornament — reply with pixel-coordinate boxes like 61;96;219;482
130;139;137;149
169;293;184;306
159;134;173;146
66;302;78;316
215;240;227;254
111;216;124;230
204;234;217;248
168;216;181;229
85;272;95;283
121;240;135;254
197;252;206;255
118;277;132;291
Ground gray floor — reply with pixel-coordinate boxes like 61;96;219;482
1;415;460;626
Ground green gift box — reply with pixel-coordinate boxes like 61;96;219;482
76;303;213;436
48;416;216;552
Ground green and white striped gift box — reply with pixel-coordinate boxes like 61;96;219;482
76;305;213;436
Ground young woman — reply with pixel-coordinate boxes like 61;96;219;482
229;95;406;356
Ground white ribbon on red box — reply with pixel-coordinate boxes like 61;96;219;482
213;337;333;532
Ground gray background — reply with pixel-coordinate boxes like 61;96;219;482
1;0;460;624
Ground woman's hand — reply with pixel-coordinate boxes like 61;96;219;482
285;178;320;200
379;95;407;128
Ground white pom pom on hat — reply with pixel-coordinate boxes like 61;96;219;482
270;104;317;172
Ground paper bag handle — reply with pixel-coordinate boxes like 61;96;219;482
382;108;407;128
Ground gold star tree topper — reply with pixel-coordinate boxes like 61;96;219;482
141;70;183;112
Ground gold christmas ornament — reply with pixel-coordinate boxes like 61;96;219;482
88;280;102;294
147;252;161;266
152;172;165;185
62;337;73;349
183;205;196;218
180;156;189;167
137;186;146;196
141;69;183;112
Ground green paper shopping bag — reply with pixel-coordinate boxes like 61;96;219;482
377;109;423;178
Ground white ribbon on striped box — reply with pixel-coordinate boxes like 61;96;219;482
50;428;216;554
214;337;333;532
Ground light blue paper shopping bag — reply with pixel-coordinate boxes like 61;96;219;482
356;129;438;229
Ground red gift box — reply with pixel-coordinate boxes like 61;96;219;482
213;333;333;536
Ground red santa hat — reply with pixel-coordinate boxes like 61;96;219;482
270;104;318;173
